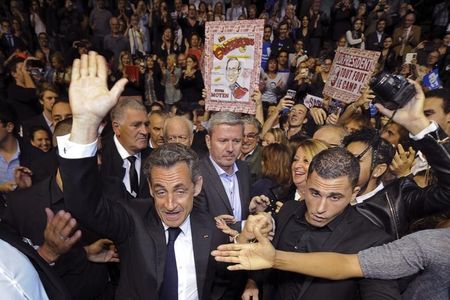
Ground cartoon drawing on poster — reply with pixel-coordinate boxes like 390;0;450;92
323;47;380;104
204;20;264;114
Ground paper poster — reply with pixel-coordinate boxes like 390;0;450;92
323;47;380;104
303;94;324;109
204;20;264;114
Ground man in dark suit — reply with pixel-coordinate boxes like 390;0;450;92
2;118;116;299
0;208;82;300
57;52;264;299
214;147;401;300
22;83;59;139
365;19;388;51
100;98;151;198
197;111;251;230
0;19;26;56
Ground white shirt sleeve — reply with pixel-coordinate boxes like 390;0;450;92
0;240;49;300
409;121;438;141
57;134;98;159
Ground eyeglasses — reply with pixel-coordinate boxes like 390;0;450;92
243;133;258;140
167;135;189;143
354;144;372;161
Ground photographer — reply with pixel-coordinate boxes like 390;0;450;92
346;82;450;239
6;57;40;122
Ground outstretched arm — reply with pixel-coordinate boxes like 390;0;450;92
212;226;363;280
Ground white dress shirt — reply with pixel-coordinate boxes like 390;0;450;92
209;157;242;221
163;217;199;300
0;239;49;300
113;135;141;196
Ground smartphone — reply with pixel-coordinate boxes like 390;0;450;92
282;89;297;114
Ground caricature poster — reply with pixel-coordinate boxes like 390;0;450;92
204;20;264;114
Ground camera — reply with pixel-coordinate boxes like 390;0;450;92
369;72;416;110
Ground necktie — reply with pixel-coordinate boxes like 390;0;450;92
127;156;139;196
160;227;182;300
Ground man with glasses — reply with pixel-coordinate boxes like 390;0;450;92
239;115;262;182
344;83;450;239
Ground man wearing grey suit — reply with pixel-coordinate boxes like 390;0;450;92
196;112;251;230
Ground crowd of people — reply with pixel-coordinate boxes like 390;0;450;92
0;0;450;299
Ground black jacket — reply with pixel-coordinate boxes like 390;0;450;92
261;201;400;300
356;126;450;239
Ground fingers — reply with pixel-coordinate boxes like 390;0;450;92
71;59;81;81
80;54;88;77
88;51;97;77
374;103;393;119
96;54;108;81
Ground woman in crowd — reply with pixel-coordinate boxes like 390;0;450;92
261;57;285;104
197;1;208;24
144;55;164;105
295;16;312;53
178;54;204;105
262;128;288;147
185;32;202;62
163;54;182;106
291;139;329;201
29;126;52;153
213;2;225;21
250;143;293;206
346;17;365;49
379;36;398;72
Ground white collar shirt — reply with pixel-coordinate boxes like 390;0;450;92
113;135;141;197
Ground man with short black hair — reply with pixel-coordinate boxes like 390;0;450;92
255;147;400;300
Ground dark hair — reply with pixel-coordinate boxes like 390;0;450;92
0;103;17;128
53;117;73;146
425;88;450;114
308;147;360;188
143;143;200;183
29;125;51;139
343;127;396;167
264;24;272;31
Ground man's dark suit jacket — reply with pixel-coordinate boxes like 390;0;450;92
60;155;243;299
0;223;70;300
22;113;52;139
100;134;151;199
365;31;387;51
196;157;251;228
261;201;400;300
2;175;111;300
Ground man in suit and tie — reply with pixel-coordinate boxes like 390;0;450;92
365;19;388;51
0;19;26;56
392;12;421;57
196;111;251;230
58;52;264;299
101;98;151;198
